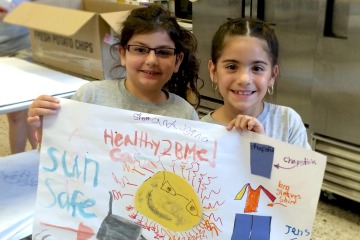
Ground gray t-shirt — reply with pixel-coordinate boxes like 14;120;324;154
201;102;310;149
71;79;199;120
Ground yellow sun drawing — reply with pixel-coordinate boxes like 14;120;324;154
135;171;202;231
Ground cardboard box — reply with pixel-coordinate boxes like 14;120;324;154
4;0;141;80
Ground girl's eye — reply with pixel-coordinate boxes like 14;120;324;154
225;64;238;70
155;49;173;56
253;66;264;72
135;47;148;53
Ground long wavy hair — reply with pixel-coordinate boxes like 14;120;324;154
111;4;203;108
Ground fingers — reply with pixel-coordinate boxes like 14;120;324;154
29;95;60;115
27;95;60;128
226;114;265;135
27;115;42;128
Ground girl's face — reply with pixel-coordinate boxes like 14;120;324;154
119;30;183;101
208;35;278;117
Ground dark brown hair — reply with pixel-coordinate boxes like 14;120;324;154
113;4;203;108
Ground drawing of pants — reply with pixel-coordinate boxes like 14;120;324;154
231;214;271;240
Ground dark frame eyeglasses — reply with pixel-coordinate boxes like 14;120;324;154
126;45;177;58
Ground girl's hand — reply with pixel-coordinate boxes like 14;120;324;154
27;95;60;129
226;114;265;135
27;95;60;144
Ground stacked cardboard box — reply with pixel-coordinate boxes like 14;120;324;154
4;0;142;80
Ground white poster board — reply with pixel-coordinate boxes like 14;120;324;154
33;98;327;239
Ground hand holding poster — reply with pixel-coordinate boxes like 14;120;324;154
33;98;327;239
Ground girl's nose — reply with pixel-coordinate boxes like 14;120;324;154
237;68;251;84
145;50;159;65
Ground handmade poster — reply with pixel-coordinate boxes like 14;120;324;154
33;98;327;240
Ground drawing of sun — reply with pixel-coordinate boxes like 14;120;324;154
135;171;202;231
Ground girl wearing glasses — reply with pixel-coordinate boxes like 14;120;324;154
201;18;310;148
28;4;202;142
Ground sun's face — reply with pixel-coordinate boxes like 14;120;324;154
135;171;202;231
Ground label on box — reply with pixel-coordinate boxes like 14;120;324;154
33;30;94;53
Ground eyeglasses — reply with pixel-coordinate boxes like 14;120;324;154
126;45;177;58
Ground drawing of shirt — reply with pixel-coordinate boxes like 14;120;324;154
235;184;276;213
